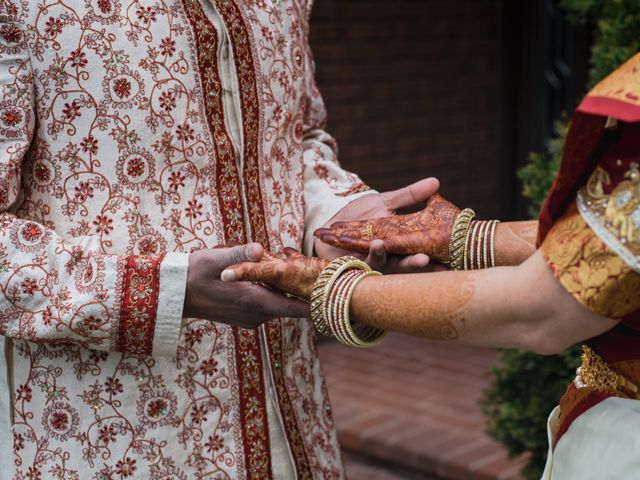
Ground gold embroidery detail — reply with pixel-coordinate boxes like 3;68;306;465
577;163;640;270
575;346;640;399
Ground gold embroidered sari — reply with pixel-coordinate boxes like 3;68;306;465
537;53;640;479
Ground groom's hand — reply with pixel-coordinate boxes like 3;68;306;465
183;243;309;327
314;177;440;273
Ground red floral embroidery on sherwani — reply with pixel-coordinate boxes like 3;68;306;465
0;0;370;479
181;2;273;477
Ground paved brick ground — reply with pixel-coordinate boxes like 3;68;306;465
344;452;434;480
319;333;527;480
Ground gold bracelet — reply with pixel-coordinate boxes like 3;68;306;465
489;219;499;267
329;270;361;342
464;220;500;270
467;220;481;270
329;270;363;346
324;268;385;347
310;272;333;336
448;208;475;270
341;271;386;347
477;220;489;269
310;256;371;337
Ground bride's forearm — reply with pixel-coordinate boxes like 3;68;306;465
494;220;538;266
349;250;615;353
350;270;480;342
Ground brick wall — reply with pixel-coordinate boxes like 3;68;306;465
309;0;507;219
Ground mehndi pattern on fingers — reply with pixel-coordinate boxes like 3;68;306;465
314;194;461;260
230;249;329;302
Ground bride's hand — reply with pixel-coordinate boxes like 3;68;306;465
221;248;329;302
314;194;460;263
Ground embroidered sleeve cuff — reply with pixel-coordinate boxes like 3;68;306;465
153;252;189;357
117;254;165;355
303;188;377;255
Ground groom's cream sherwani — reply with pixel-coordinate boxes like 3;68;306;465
0;0;371;478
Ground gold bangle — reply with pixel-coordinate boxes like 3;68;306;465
448;208;475;270
311;256;371;336
478;220;489;269
325;267;385;347
331;270;362;345
342;271;386;348
311;263;341;336
489;220;499;267
464;220;499;270
467;220;480;270
329;270;361;342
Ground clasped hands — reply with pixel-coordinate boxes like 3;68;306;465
182;177;462;328
221;190;460;303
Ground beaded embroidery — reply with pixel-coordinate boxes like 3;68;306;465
577;163;640;272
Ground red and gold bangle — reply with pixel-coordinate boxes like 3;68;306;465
489;219;498;267
477;220;489;269
327;268;385;347
464;220;500;270
328;270;359;344
340;271;386;347
310;256;385;347
311;256;370;337
467;220;481;270
328;270;361;342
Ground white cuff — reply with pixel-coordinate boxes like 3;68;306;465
303;189;378;256
152;252;189;357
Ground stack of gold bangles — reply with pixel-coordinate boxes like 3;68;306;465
448;208;500;271
311;256;386;347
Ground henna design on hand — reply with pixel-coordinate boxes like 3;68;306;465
315;194;461;262
227;248;329;301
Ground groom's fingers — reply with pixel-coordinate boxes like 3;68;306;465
393;253;431;272
247;284;310;318
367;253;431;275
221;261;263;282
364;240;387;270
363;243;430;274
210;243;264;275
379;177;440;211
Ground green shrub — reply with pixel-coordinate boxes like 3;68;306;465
482;348;581;480
483;1;640;478
517;119;568;218
561;0;640;88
